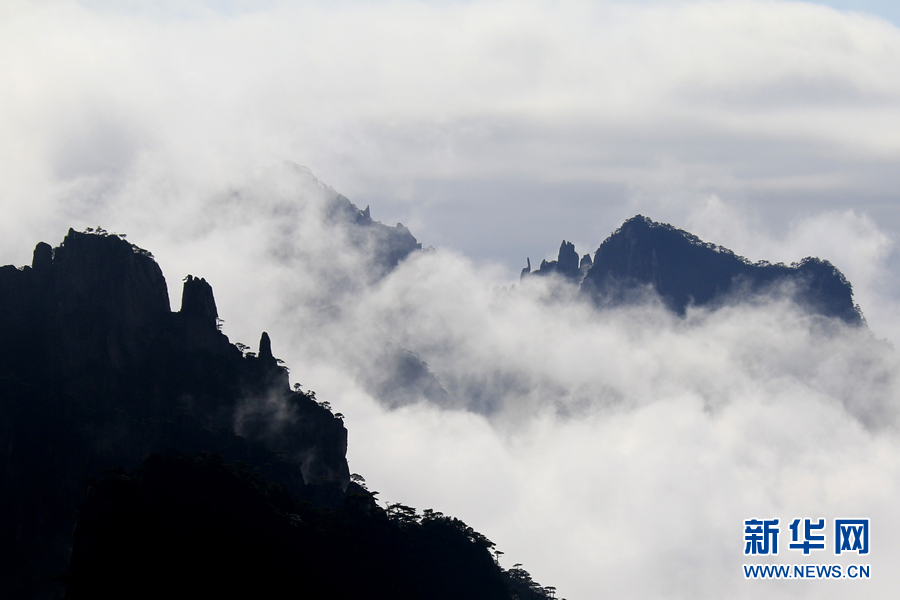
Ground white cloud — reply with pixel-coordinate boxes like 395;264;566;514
75;161;896;598
3;1;900;597
330;247;900;598
3;0;900;256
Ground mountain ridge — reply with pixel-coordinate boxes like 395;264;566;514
0;228;348;598
0;226;558;600
523;215;862;324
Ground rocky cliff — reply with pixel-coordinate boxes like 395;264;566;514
0;229;349;599
521;216;862;324
0;228;557;600
521;240;591;281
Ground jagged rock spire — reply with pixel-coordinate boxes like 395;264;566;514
180;275;218;322
557;240;579;278
259;331;274;361
523;241;583;281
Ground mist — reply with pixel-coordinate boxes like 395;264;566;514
279;186;900;599
4;0;900;598
10;162;896;599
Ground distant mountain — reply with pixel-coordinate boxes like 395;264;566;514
521;240;591;281
524;215;862;324
0;228;556;600
296;169;449;407
325;193;422;279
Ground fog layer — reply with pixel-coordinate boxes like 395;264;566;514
21;165;895;599
3;1;900;598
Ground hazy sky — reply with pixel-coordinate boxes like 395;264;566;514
3;1;900;598
4;0;900;275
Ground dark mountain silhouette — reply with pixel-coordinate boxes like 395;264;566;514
65;451;532;600
521;240;591;281
0;228;558;600
524;215;862;324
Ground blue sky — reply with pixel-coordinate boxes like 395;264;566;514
812;0;900;24
74;0;900;26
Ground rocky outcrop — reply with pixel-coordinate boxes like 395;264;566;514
180;274;217;323
520;257;531;280
524;240;584;281
518;216;862;323
579;253;592;275
0;227;558;600
0;230;350;599
581;215;862;323
51;230;170;390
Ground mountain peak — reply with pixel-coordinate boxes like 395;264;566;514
581;215;862;323
0;230;351;596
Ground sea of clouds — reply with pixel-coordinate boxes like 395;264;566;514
10;164;897;599
4;1;900;598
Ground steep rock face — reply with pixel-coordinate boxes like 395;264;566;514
0;230;349;599
1;226;559;600
180;274;218;323
581;215;862;323
52;230;171;397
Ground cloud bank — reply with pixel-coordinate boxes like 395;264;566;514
3;1;900;598
10;162;895;599
306;202;900;600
